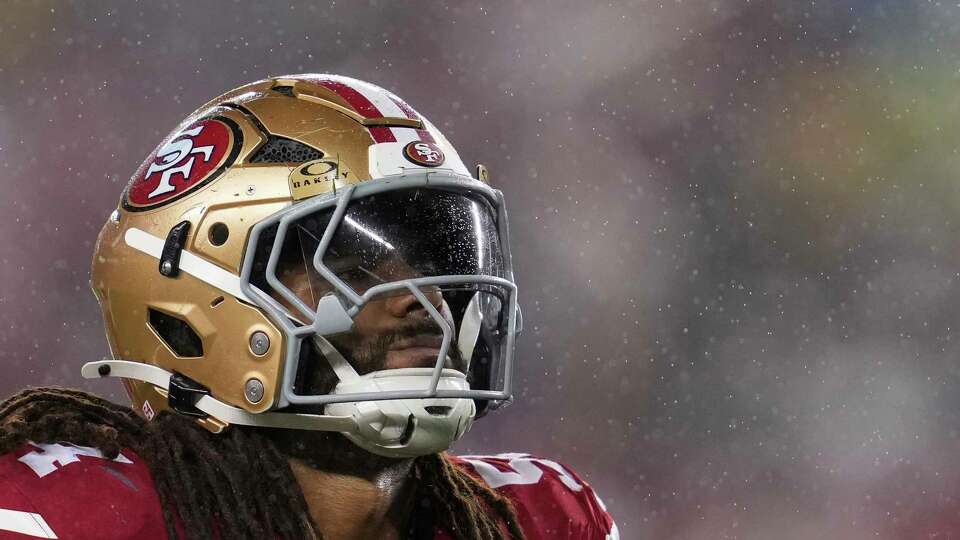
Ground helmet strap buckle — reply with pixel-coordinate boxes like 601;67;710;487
159;220;191;277
167;372;210;418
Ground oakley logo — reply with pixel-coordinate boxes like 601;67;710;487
288;158;357;201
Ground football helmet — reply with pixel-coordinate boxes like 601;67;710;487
83;74;520;458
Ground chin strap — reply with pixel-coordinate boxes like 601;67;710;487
310;334;360;381
83;357;475;458
457;292;483;366
81;359;357;432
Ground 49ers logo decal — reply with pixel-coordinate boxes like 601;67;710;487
403;141;445;167
124;117;242;211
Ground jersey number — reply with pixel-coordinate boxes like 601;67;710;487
18;442;133;478
460;453;583;491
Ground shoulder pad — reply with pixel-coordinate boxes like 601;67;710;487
451;453;619;540
0;442;168;539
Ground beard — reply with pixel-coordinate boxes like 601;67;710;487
260;316;466;477
300;316;466;395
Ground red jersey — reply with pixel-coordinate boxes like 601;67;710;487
446;453;618;540
0;443;617;539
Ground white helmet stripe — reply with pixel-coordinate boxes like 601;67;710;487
321;75;418;145
123;227;253;304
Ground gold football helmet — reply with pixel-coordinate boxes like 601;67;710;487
84;75;520;457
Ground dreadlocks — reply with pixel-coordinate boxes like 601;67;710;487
0;387;524;540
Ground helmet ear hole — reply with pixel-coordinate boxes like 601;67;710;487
148;308;204;358
208;223;229;246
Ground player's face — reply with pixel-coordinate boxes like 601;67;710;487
273;257;465;395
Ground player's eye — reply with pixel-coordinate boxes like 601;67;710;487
336;266;385;291
325;254;363;274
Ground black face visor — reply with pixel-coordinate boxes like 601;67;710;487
276;188;505;302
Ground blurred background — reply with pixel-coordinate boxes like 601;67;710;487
2;1;959;538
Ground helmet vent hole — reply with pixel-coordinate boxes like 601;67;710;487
208;222;229;246
148;308;204;358
272;85;295;97
424;406;452;416
210;296;225;308
249;136;323;164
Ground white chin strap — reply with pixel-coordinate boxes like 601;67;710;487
302;292;483;458
326;369;475;458
311;335;475;458
81;359;357;431
457;292;484;365
81;334;477;458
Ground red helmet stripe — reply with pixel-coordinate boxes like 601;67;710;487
314;79;396;143
388;96;436;144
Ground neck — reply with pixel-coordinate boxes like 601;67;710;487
269;430;418;540
288;455;416;540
